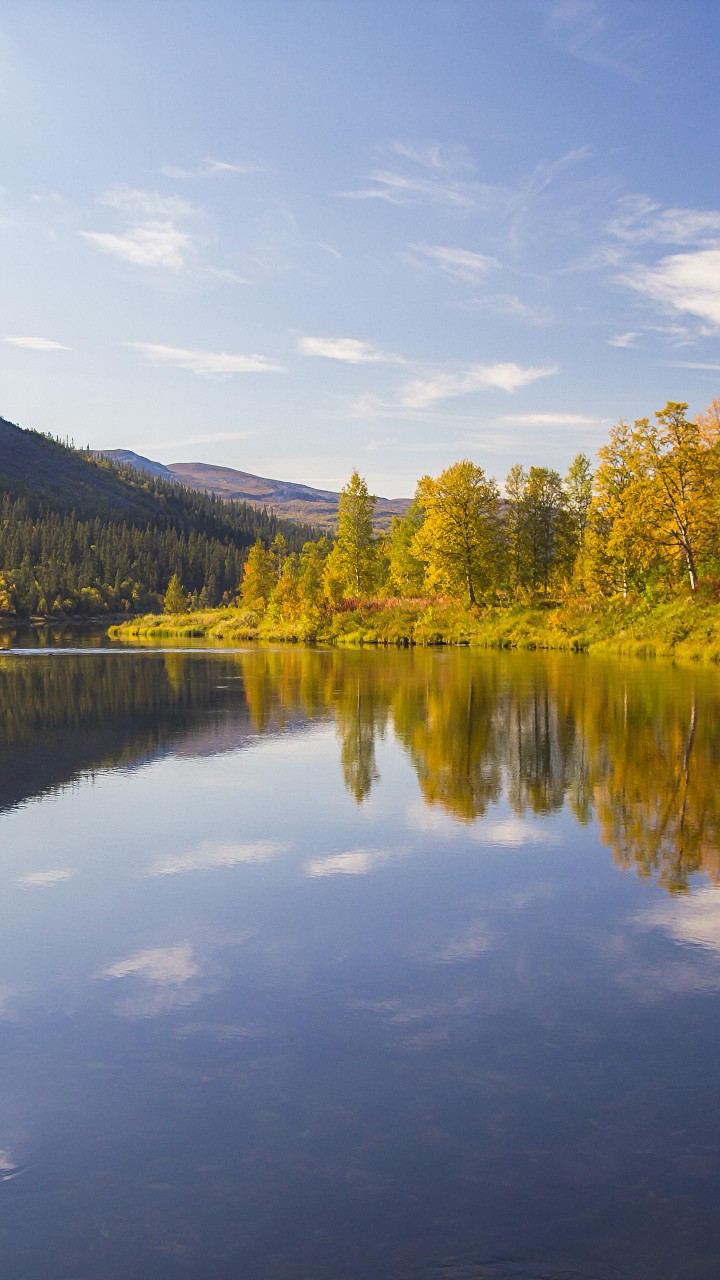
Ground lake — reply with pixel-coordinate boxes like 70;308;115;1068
1;641;720;1279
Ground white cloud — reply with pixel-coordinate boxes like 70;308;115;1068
607;331;639;348
304;849;386;877
460;293;554;325
147;839;288;876
609;195;720;247
316;241;344;261
124;342;284;377
98;185;197;219
2;335;70;351
80;221;192;271
338;141;505;210
298;336;405;365
667;361;720;371
202;265;251;285
100;943;198;984
400;362;558;409
501;412;606;426
622;248;720;328
546;0;653;82
405;242;497;282
14;868;76;888
161;157;256;179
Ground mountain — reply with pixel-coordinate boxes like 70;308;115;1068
94;449;411;530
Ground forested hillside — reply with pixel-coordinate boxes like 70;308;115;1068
0;417;318;617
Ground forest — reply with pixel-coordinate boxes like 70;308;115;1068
216;398;720;632
0;417;317;616
2;399;719;626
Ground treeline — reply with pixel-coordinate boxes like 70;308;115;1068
0;422;318;616
230;399;720;627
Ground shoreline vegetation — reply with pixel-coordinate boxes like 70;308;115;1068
7;397;720;664
109;398;720;664
109;593;720;663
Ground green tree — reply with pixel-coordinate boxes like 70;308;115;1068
563;453;593;582
334;469;377;596
385;502;425;596
164;573;186;614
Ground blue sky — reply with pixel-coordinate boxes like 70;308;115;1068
2;0;720;496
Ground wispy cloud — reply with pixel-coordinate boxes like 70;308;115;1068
458;293;554;325
622;248;720;329
501;411;606;426
316;241;344;261
338;141;505;210
99;943;198;984
404;241;498;282
667;361;720;372
147;840;288;876
202;265;251;285
161;157;256;180
399;362;558;409
298;336;405;365
14;868;76;888
609;195;720;247
81;222;193;271
607;331;639;348
546;0;657;82
98;185;197;219
2;335;70;351
149;429;259;450
124;342;284;377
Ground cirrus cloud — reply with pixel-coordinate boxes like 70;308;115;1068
80;221;192;271
3;335;70;351
400;362;558;409
124;341;284;377
298;336;405;365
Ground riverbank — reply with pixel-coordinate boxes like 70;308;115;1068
108;594;720;662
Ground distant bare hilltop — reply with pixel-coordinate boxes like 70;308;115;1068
94;450;411;531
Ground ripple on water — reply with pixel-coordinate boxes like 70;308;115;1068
426;1260;626;1280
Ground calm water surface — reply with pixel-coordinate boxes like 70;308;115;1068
1;642;720;1279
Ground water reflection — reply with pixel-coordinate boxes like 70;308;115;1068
1;645;720;892
3;645;720;1277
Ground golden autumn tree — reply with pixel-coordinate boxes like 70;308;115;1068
412;460;501;606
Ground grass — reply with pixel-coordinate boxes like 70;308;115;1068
108;592;720;663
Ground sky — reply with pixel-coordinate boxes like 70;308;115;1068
2;0;720;497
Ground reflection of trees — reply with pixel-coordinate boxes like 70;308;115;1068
5;641;720;892
0;652;255;814
238;648;720;891
392;658;503;820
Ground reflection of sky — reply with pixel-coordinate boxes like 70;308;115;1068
4;661;720;1273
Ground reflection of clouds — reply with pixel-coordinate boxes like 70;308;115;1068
481;817;553;847
0;1149;15;1172
304;849;386;877
98;944;202;1017
100;943;198;984
14;868;76;888
432;924;494;963
147;839;289;877
640;888;720;954
404;803;553;848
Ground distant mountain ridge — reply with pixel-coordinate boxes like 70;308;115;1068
93;450;411;530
